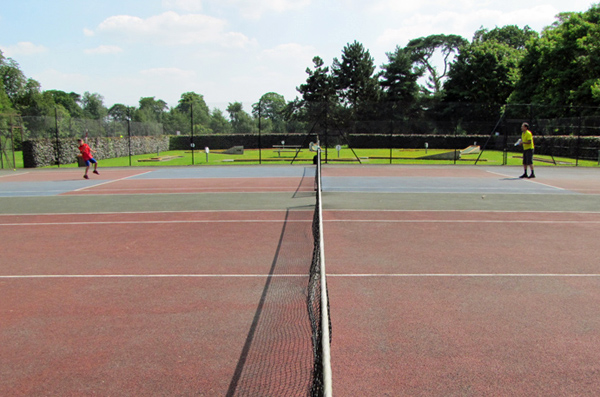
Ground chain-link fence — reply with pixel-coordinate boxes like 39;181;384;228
0;114;20;169
6;103;600;168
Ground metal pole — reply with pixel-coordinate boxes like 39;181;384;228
127;118;132;167
55;108;61;167
0;123;4;169
191;102;195;165
258;98;262;164
389;118;393;165
11;120;16;168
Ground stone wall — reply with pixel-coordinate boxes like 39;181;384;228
23;136;170;168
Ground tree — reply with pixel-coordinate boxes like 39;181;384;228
510;5;600;115
252;92;286;133
209;108;232;134
108;103;135;122
0;79;12;113
298;56;334;102
226;102;255;134
81;92;107;120
405;34;468;96
16;79;57;117
175;92;210;127
378;46;423;124
331;41;381;118
472;25;537;50
444;26;533;106
47;90;83;118
135;96;167;123
380;46;422;104
0;51;27;107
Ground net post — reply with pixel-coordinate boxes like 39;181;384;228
316;148;333;396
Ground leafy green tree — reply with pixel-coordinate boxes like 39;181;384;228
331;41;381;118
81;91;107;120
472;25;537;49
444;26;533;106
378;46;423;126
0;51;27;107
176;92;210;126
296;56;337;122
209;108;232;134
252;92;286;133
0;79;12;113
16;79;57;117
163;110;189;135
380;46;422;104
227;102;255;134
134;96;167;123
47;90;83;118
405;34;468;96
108;103;135;122
510;5;600;115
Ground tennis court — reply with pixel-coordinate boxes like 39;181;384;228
1;164;600;395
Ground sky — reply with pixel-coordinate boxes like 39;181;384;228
0;0;597;112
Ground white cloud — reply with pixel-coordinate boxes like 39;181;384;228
217;0;311;19
34;69;89;91
1;41;47;56
95;11;252;47
83;28;95;37
162;0;203;12
375;3;566;50
84;45;123;55
140;67;196;79
261;42;315;63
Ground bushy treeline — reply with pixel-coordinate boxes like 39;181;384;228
3;4;600;139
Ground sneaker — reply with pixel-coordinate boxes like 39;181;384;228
84;175;89;179
519;173;528;178
93;170;99;175
528;173;536;179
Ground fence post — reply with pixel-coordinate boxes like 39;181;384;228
54;108;61;167
258;98;262;164
127;118;132;167
190;102;195;165
389;119;393;165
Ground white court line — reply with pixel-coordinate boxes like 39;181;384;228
83;187;312;191
0;219;312;226
2;273;600;279
330;273;600;277
486;170;567;191
325;209;600;214
327;219;600;224
0;274;307;279
66;191;305;197
72;170;153;192
1;209;599;217
0;172;30;178
0;209;308;216
2;219;599;227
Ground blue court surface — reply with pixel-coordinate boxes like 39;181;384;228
1;165;595;198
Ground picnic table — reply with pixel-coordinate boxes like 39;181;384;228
273;144;302;157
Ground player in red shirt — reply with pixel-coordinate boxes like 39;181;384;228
77;138;99;179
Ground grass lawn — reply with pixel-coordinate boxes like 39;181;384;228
5;148;599;169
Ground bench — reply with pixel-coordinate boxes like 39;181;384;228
272;145;302;157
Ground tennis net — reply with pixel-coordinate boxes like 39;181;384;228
308;148;333;396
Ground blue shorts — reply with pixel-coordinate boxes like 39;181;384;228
85;158;97;166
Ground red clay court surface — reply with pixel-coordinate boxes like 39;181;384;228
1;164;600;395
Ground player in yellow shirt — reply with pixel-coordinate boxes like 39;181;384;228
515;122;535;179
